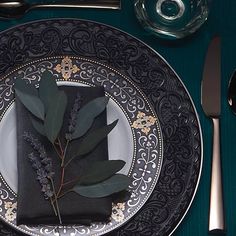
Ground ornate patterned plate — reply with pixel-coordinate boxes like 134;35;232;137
0;56;162;235
0;19;202;236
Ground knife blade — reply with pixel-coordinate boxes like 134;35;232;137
202;37;221;117
201;37;225;233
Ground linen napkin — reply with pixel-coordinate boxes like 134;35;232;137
16;86;112;225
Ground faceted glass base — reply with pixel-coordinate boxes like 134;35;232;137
134;0;209;39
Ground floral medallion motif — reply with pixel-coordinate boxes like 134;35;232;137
111;203;126;223
54;56;80;80
131;111;157;135
4;202;17;222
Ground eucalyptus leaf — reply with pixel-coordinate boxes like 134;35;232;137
70;119;118;160
31;117;46;136
14;79;38;96
79;160;125;185
73;174;131;198
15;88;45;121
71;96;109;140
39;71;58;111
44;91;67;144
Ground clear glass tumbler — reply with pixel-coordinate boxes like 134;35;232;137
134;0;210;39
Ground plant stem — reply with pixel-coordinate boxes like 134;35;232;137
56;138;64;156
50;197;58;216
56;167;65;197
50;177;62;224
52;189;72;203
57;189;73;199
55;139;70;197
64;157;74;168
62;177;80;187
55;196;62;224
53;144;62;160
61;140;69;167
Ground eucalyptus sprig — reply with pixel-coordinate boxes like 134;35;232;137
14;71;131;224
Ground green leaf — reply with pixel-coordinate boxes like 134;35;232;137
44;91;67;144
31;117;46;136
71;119;118;159
14;79;45;120
79;160;125;185
73;174;131;198
14;79;38;96
71;96;109;140
39;71;58;111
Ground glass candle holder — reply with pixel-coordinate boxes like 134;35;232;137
134;0;210;39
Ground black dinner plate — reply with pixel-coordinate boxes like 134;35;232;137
0;19;202;236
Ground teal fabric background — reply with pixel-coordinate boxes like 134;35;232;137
0;0;235;235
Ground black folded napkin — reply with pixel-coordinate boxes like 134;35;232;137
16;86;112;225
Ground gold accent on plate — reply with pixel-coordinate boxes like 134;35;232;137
111;203;126;222
4;201;17;222
132;111;157;135
54;56;80;80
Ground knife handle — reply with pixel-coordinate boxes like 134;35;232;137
209;118;225;233
32;0;121;9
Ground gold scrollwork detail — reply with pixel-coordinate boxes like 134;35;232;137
132;111;157;135
111;203;125;222
4;201;17;222
54;56;80;80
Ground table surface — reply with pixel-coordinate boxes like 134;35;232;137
0;0;235;236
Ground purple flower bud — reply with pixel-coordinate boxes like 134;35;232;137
66;92;82;140
24;132;55;201
36;169;48;179
41;184;54;199
39;177;49;185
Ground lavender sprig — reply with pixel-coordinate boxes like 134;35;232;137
23;132;55;179
24;132;61;223
65;92;82;141
28;153;54;199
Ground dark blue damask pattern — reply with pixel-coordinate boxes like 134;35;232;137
0;19;202;236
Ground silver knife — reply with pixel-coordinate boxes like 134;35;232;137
201;37;225;233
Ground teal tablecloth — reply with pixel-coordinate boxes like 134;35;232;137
0;0;235;235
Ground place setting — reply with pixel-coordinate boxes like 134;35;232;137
0;0;226;235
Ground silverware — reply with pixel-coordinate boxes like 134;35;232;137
0;0;121;19
201;37;225;233
228;70;236;114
